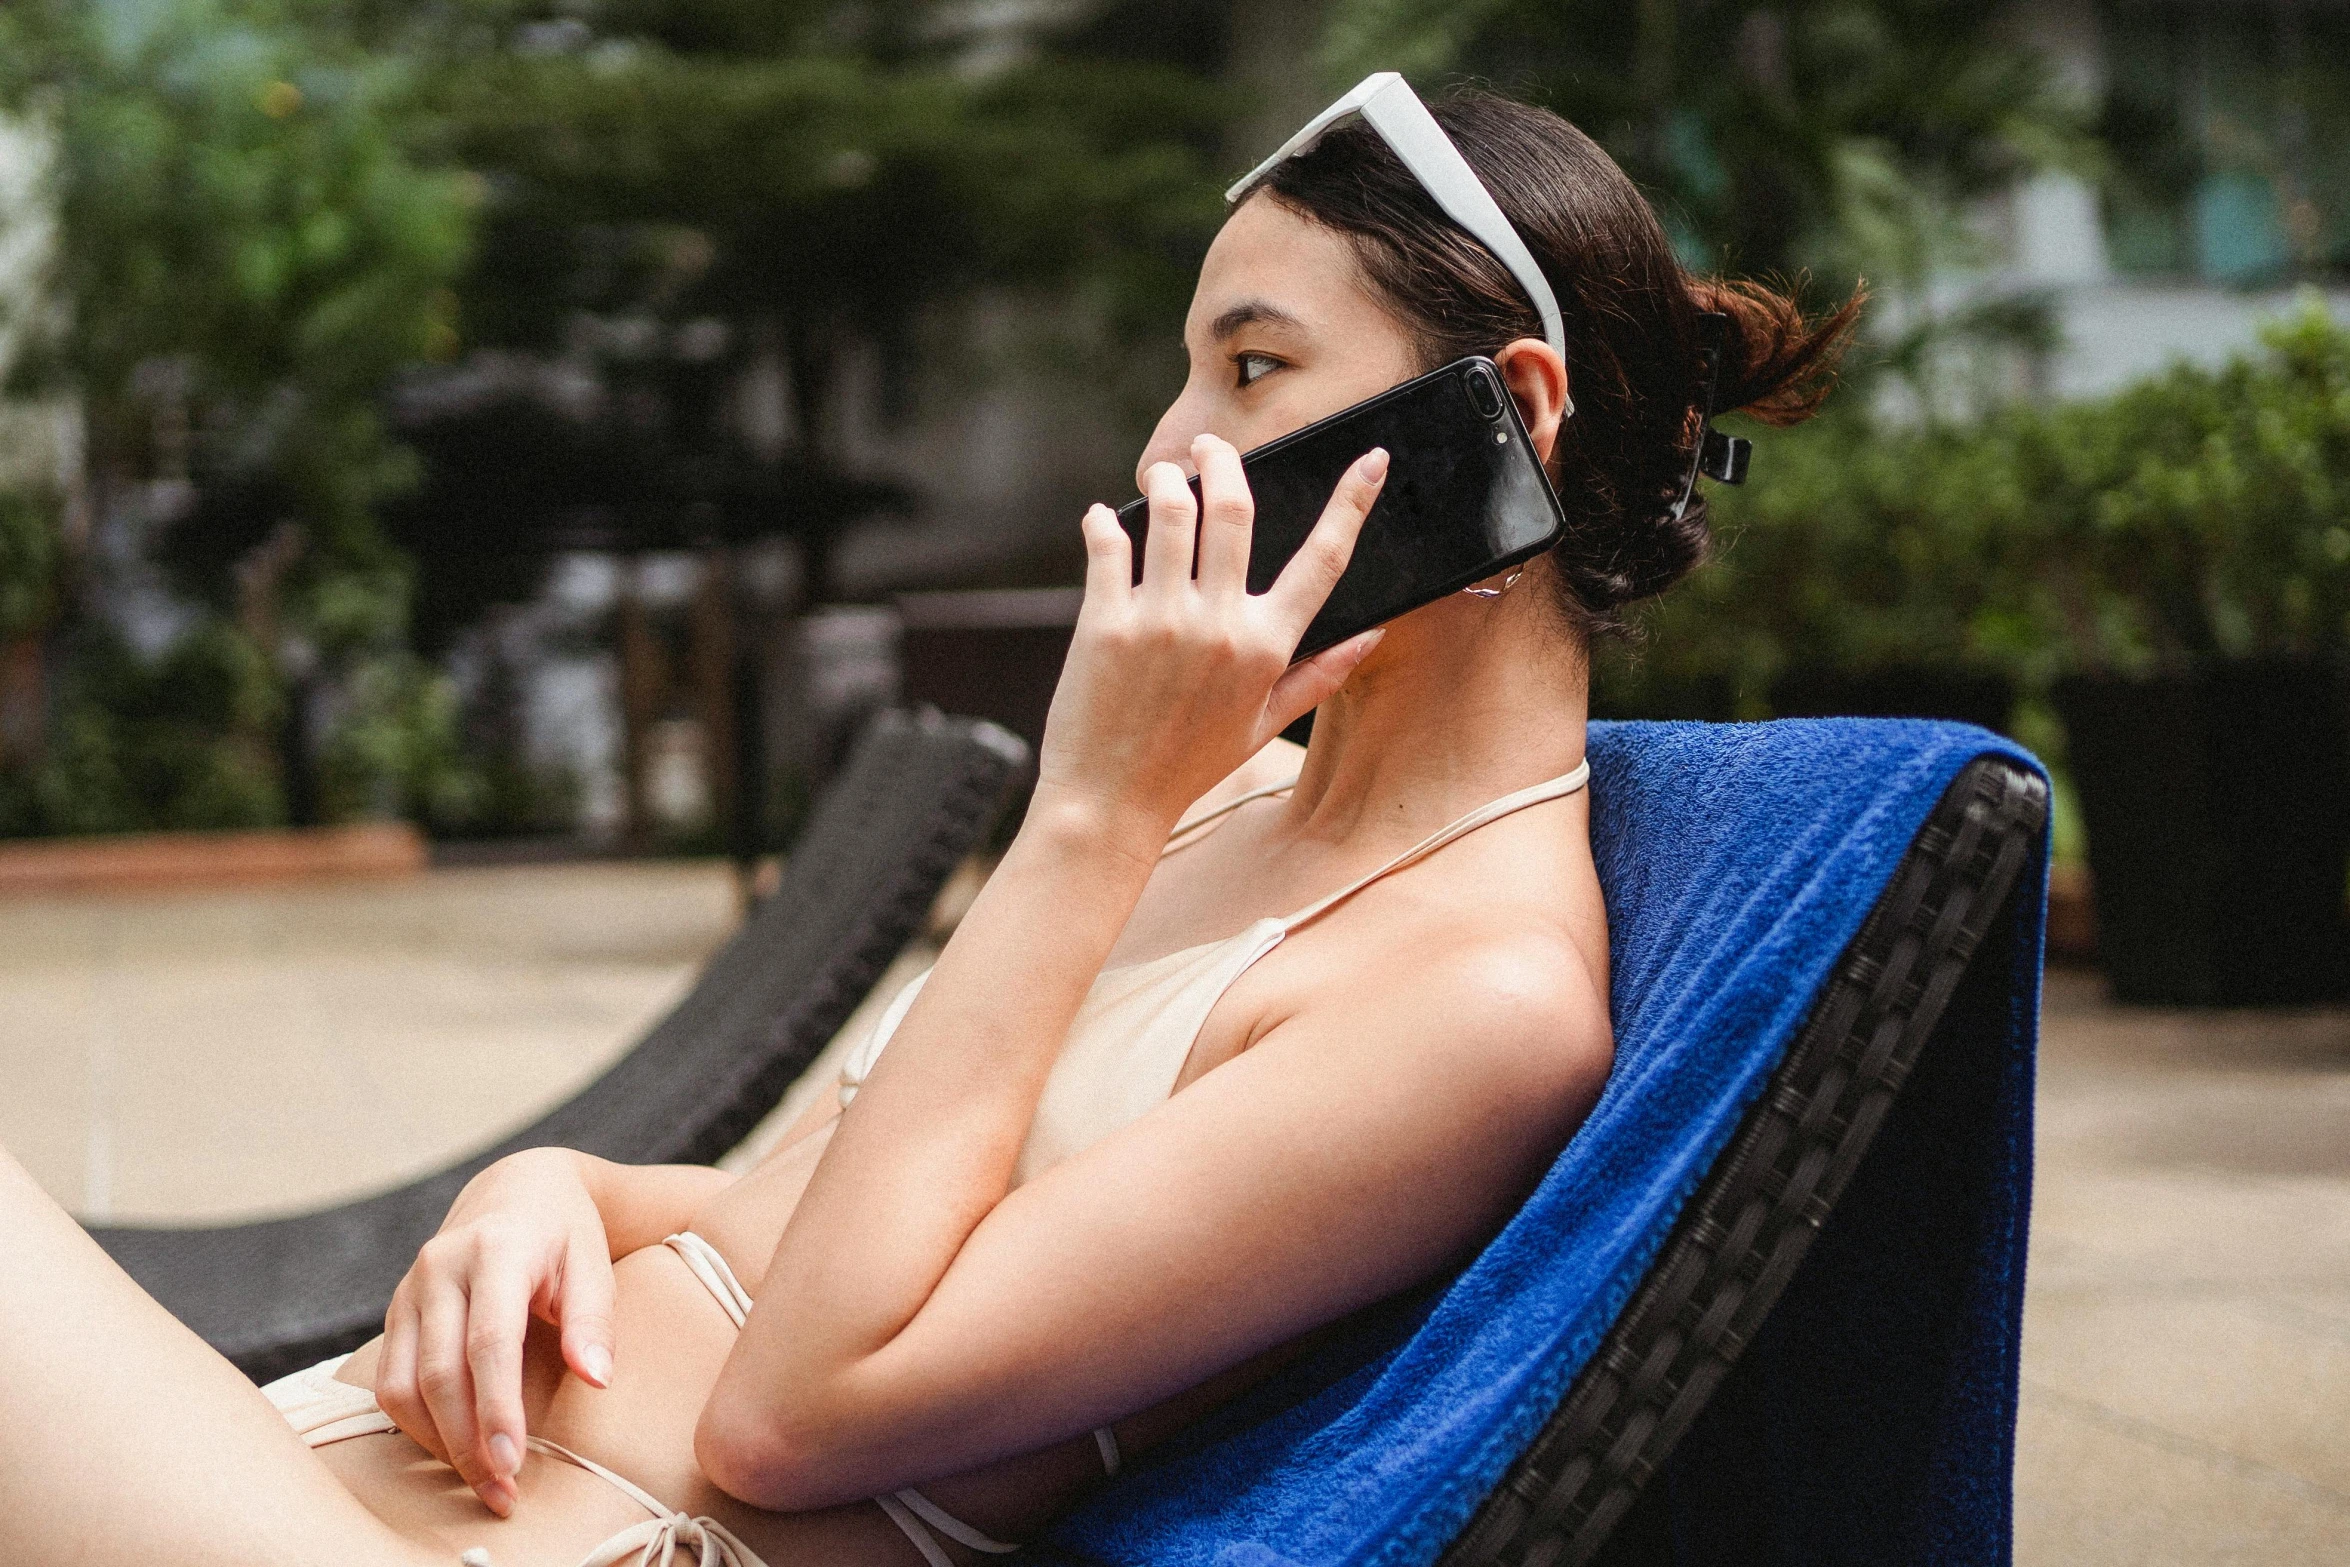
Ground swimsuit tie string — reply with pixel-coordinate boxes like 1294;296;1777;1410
567;1510;765;1567
529;1435;765;1567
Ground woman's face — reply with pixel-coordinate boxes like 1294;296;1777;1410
1135;193;1422;486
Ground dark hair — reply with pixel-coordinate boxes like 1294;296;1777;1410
1258;90;1862;628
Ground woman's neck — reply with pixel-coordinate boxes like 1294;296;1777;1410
1280;573;1590;847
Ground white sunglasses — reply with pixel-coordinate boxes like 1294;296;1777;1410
1233;72;1760;515
1227;71;1569;401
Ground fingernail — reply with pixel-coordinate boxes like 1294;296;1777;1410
581;1344;613;1387
489;1433;519;1476
1363;447;1390;479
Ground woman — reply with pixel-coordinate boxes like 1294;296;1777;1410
0;87;1853;1567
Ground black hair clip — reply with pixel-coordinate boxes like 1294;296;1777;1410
1671;310;1752;519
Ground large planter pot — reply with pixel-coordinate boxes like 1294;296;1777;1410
1770;664;2016;734
2054;659;2350;1006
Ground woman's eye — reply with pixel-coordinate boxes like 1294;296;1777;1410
1235;352;1281;388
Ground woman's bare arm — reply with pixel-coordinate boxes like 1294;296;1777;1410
578;1156;740;1257
693;434;1408;1500
707;916;1608;1507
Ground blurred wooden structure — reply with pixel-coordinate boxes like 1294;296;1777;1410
0;822;426;895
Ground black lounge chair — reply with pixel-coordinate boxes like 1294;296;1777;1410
89;713;2044;1566
1025;722;2049;1567
1438;751;2046;1567
88;709;1030;1387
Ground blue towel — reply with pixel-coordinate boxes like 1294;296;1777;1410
1045;719;2047;1567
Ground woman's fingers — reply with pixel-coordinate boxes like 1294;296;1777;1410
1190;434;1254;595
375;1285;448;1465
1079;504;1131;608
1265;629;1385;739
1268;447;1387;629
555;1229;618;1390
1139;460;1198;592
1039;441;1382;824
464;1261;535;1503
414;1259;510;1515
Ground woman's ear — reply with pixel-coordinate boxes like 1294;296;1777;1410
1492;338;1570;466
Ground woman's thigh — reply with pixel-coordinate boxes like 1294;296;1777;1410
0;1143;444;1567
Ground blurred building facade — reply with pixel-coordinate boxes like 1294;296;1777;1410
1988;0;2350;399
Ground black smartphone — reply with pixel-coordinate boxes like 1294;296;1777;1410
1118;356;1565;660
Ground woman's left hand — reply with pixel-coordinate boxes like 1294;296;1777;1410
375;1149;616;1516
1036;433;1387;839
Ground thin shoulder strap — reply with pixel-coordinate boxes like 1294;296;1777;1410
1278;760;1590;934
664;1232;752;1328
1164;776;1301;852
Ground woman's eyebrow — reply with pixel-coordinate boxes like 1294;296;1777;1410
1208;299;1308;341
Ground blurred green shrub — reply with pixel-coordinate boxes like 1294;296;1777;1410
324;655;580;841
1596;411;2012;716
0;488;60;644
0;623;284;836
2047;304;2350;671
1603;298;2350;708
0;630;575;837
0;0;476;837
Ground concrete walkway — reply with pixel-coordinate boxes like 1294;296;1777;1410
2018;969;2350;1562
0;863;738;1221
0;866;2343;1558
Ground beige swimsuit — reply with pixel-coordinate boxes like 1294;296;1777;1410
264;761;1589;1567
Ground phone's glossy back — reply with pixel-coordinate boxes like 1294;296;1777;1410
1118;357;1565;658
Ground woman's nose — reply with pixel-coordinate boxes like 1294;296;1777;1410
1136;391;1213;488
1134;443;1200;491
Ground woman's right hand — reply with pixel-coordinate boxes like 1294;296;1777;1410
1035;433;1387;841
375;1146;616;1517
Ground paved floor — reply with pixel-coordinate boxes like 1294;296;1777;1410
0;865;2343;1558
2018;968;2350;1562
0;863;740;1221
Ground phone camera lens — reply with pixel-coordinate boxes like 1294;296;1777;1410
1465;368;1504;420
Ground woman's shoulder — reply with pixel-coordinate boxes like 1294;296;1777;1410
1281;886;1611;1119
1399;906;1608;1075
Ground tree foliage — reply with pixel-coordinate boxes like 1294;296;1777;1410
1604;299;2350;715
0;486;59;642
0;0;475;829
1;0;474;628
1321;0;2090;398
379;1;1227;627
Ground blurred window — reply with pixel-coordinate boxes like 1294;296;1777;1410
2100;0;2350;284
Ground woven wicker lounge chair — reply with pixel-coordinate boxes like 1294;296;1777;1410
1027;720;2048;1567
88;712;2041;1566
1438;748;2045;1567
87;708;1030;1387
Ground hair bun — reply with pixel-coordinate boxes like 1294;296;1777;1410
1689;277;1866;428
1259;91;1863;627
